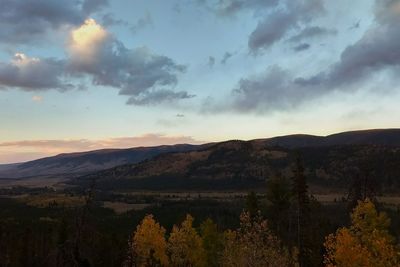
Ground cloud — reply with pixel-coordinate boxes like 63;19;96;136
101;13;129;27
200;66;311;113
248;0;325;54
0;53;71;91
348;20;361;30
208;56;216;67
0;0;107;44
288;26;337;43
199;0;325;54
221;52;234;64
81;0;108;14
248;10;296;53
126;90;195;106
66;19;189;105
0;19;189;105
198;0;278;16
0;134;202;163
101;11;153;33
130;12;153;34
32;95;43;102
213;0;400;113
68;18;110;67
297;0;400;88
229;65;311;112
293;43;310;52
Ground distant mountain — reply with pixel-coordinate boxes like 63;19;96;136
75;130;400;192
263;129;400;148
2;128;400;180
0;144;206;178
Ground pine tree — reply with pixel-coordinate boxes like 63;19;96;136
266;175;291;238
291;154;309;267
200;218;223;267
245;191;259;218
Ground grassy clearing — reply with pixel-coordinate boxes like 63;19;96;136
19;194;85;208
102;201;152;214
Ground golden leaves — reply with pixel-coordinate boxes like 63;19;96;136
324;199;400;267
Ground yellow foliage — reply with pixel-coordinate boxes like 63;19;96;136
167;214;206;267
221;211;294;267
132;214;169;267
324;199;400;267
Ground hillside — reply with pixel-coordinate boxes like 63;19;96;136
76;135;400;192
2;128;400;182
263;128;400;148
0;144;206;179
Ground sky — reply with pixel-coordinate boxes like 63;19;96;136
0;0;400;163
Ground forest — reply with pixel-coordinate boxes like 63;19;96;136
1;156;400;267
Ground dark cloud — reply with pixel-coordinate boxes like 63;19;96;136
297;0;400;88
348;20;361;30
293;43;310;52
69;43;189;105
208;56;216;67
0;18;190;106
126;90;194;106
222;0;400;113
229;66;314;112
198;0;278;16
101;13;129;27
81;0;108;14
248;10;296;53
221;52;233;64
248;0;325;54
198;0;325;54
288;26;337;43
0;53;71;91
0;0;107;44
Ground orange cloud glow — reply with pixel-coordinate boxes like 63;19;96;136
0;134;202;163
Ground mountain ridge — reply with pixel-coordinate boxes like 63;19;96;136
1;128;400;179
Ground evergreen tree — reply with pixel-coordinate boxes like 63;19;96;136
291;154;309;267
200;218;223;267
245;191;259;218
347;158;379;209
266;175;291;238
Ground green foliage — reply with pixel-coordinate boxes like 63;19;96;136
200;218;224;267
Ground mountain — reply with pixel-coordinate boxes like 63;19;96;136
2;128;400;181
263;129;400;148
75;130;400;192
0;144;207;179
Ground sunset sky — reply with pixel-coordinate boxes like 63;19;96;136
1;0;400;163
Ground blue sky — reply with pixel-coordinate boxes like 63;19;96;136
0;0;400;163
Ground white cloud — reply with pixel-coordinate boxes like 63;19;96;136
68;18;110;67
